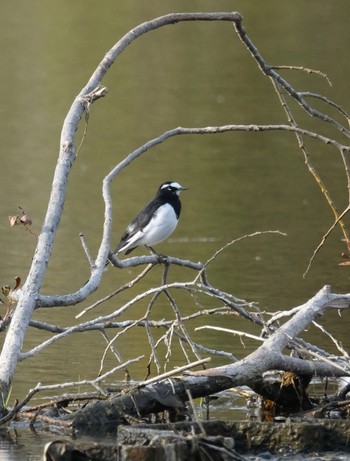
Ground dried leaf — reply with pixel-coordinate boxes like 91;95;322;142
19;213;32;226
13;277;21;290
1;285;11;297
8;207;36;237
8;215;19;227
9;207;32;227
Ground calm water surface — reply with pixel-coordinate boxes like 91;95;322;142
1;1;350;459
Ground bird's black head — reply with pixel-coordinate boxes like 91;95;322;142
158;181;187;197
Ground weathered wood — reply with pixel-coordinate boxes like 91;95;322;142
72;375;234;434
70;287;350;434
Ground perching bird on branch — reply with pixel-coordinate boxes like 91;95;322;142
111;180;187;258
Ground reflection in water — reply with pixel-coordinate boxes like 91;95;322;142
0;430;54;461
1;1;350;459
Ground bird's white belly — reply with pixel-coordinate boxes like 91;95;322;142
138;204;178;246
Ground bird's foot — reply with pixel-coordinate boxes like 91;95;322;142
157;253;169;264
147;246;169;264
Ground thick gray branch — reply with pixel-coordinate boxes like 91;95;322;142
69;286;350;434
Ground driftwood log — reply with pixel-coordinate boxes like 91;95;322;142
69;285;350;435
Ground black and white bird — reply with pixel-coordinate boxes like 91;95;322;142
111;181;187;258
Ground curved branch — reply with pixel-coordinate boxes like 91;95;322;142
83;122;347;295
3;9;350;423
234;20;350;137
27;122;349;309
0;13;244;397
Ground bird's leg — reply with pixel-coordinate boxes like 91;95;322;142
147;246;168;264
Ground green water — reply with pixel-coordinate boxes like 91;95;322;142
1;1;350;459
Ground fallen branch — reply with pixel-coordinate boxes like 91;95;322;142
67;285;350;434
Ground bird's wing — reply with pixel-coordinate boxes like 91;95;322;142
114;199;161;253
116;229;144;253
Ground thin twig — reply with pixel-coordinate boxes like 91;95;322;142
233;20;350;137
162;263;203;365
136;357;211;388
76;264;154;318
271;79;350;274
303;205;350;277
79;233;95;269
270;65;333;86
186;389;206;435
195;230;286;282
312;321;350;360
195;325;264;343
144;280;166;376
0;356;143;425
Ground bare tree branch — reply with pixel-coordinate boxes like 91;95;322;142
2;11;350;429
